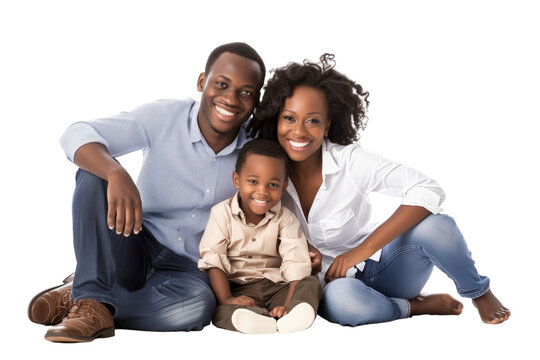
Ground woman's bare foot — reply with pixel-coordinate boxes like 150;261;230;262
409;293;463;317
472;289;510;324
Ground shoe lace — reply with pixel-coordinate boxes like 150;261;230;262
66;299;95;319
51;288;74;324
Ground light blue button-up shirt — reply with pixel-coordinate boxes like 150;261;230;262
60;98;249;263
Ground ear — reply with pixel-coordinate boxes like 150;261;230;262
282;178;288;194
325;119;331;136
232;170;240;189
197;72;206;92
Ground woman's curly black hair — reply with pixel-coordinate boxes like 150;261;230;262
247;54;370;145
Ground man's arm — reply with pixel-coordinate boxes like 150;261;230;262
74;142;142;236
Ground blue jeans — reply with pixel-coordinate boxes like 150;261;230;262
319;214;490;326
70;169;216;331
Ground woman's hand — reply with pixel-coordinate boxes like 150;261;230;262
324;251;359;283
308;243;322;275
222;295;256;307
269;306;287;318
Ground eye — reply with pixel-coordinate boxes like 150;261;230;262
241;90;253;96
216;82;227;89
283;115;295;122
269;183;280;188
247;179;257;184
306;118;320;124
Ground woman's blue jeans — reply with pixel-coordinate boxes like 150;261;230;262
319;214;490;326
70;169;216;331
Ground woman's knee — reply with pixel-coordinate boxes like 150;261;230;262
320;278;383;326
408;214;461;249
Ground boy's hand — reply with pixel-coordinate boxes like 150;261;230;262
269;306;287;318
308;243;322;274
223;295;256;307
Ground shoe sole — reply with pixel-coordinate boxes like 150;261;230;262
277;303;315;333
45;327;115;343
231;309;277;334
27;273;75;324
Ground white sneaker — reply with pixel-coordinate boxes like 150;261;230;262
276;303;315;333
231;308;277;334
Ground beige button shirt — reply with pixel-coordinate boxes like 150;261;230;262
198;192;311;284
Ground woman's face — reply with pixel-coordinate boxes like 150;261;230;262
277;85;330;164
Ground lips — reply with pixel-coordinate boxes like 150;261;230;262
287;139;312;151
251;198;269;207
214;104;238;121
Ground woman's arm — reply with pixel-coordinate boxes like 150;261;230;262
324;204;431;283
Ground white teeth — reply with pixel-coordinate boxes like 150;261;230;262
253;199;268;204
215;105;234;116
289;140;309;148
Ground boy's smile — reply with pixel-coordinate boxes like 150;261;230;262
233;154;288;225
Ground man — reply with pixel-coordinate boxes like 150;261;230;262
28;42;268;342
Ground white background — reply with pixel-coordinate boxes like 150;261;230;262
1;0;538;358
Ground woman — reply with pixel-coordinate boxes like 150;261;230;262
247;54;510;326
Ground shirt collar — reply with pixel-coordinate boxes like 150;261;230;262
190;101;251;156
230;191;281;225
322;138;341;176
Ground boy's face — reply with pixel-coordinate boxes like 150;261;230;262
197;52;263;141
233;153;288;224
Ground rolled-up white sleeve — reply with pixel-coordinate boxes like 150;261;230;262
349;146;445;214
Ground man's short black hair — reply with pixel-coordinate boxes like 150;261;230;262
235;139;289;175
205;42;266;85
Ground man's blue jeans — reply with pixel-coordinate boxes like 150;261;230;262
70;169;216;331
319;214;490;326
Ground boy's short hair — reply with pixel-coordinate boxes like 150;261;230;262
235;139;289;176
205;42;266;85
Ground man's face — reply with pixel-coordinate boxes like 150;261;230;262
197;52;263;141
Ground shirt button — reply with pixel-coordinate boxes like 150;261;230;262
248;255;252;259
212;158;217;162
251;238;256;242
177;237;182;241
192;214;196;218
206;189;210;193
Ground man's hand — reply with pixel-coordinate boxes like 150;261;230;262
324;251;357;284
269;305;287;318
222;295;256;307
107;169;143;237
308;243;322;275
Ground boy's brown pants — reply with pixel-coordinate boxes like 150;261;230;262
213;275;322;331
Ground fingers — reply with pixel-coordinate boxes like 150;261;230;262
270;306;287;318
107;198;143;237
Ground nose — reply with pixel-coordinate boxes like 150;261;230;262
222;88;240;107
256;183;269;196
291;120;307;136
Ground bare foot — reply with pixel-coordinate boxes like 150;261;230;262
472;289;510;324
409;293;463;317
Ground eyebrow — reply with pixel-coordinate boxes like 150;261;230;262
216;75;259;90
282;109;322;116
246;174;284;182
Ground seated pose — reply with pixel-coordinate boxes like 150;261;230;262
198;139;322;334
27;42;267;342
248;54;510;326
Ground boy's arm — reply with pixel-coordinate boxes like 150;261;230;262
269;280;298;318
208;268;255;306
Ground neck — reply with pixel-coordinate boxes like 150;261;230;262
197;116;238;155
289;148;323;181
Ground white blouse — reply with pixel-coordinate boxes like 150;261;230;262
281;138;445;285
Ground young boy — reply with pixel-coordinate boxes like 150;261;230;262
198;139;321;334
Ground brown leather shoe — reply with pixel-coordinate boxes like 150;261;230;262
28;274;75;325
45;299;115;343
